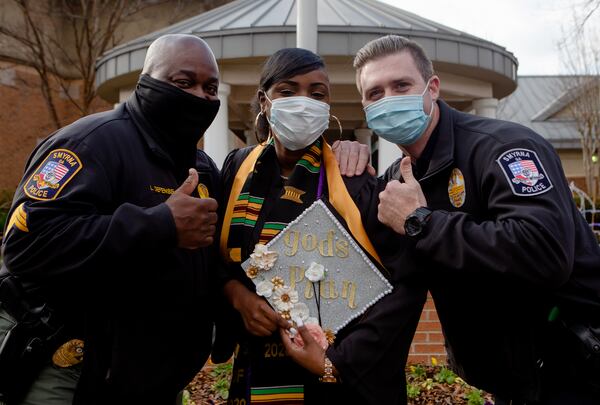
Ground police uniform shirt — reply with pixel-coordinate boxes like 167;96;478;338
2;101;219;404
383;100;600;400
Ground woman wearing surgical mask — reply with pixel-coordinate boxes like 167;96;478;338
216;48;425;404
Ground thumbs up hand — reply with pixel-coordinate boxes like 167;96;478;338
166;168;218;249
377;157;427;235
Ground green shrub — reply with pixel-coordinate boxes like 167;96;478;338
406;361;493;404
434;365;457;384
407;383;421;399
465;388;485;405
210;363;232;400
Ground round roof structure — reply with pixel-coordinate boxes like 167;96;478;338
96;0;518;102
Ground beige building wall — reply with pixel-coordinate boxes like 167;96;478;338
559;149;585;178
558;149;588;191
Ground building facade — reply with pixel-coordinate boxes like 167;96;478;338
0;0;229;192
1;0;592;365
96;0;519;175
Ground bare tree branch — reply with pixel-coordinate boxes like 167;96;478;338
580;0;600;29
561;8;600;207
0;0;217;128
0;0;187;127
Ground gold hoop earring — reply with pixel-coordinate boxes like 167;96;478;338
254;111;264;144
331;114;343;141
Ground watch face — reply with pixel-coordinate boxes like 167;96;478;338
404;208;432;237
404;215;422;236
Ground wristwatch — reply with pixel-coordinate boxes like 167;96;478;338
404;207;433;237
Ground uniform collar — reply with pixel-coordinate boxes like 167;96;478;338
418;99;455;181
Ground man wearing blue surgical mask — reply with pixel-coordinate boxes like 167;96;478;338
355;39;441;181
363;76;437;147
335;35;600;404
357;39;441;222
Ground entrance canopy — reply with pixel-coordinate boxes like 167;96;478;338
96;0;518;169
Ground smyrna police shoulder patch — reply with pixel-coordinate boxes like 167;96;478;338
496;148;553;196
24;148;83;200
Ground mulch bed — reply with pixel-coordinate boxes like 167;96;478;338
184;359;495;405
184;358;230;405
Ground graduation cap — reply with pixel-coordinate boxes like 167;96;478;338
241;199;392;334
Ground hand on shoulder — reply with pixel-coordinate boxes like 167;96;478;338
332;140;376;177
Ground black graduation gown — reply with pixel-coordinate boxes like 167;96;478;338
217;145;426;405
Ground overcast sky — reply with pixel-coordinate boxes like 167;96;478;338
381;0;598;75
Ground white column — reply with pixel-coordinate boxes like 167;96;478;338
245;129;258;146
354;128;372;154
377;137;403;176
118;87;134;103
204;83;231;169
113;87;134;108
472;98;498;118
297;0;318;52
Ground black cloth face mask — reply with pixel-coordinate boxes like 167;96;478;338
134;74;220;162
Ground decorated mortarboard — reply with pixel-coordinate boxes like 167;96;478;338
241;199;393;338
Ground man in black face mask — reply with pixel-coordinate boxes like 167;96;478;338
1;34;221;404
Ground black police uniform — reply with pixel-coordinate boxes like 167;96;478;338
383;100;600;403
2;100;219;404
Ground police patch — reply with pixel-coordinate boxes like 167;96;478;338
24;149;83;200
496;148;553;196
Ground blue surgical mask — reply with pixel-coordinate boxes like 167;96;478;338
364;80;433;145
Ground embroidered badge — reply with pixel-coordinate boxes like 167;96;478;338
24;149;82;200
197;183;210;199
281;186;305;204
6;203;29;233
448;168;466;208
497;148;553;196
52;339;84;368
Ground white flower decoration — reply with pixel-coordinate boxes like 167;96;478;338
250;243;278;271
253;244;268;255
305;262;325;282
290;302;310;321
272;286;299;312
305;317;319;325
256;280;274;298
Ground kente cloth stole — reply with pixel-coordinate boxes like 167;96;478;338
221;139;385;404
220;137;383;267
250;385;305;403
226;139;322;262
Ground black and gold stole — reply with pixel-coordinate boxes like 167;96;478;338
220;137;385;403
225;139;323;262
220;137;382;267
222;139;325;403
